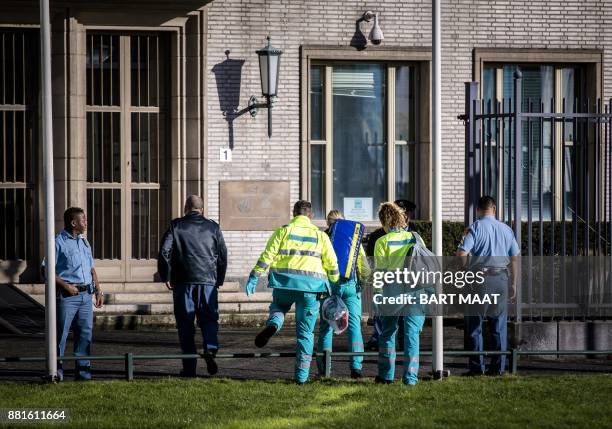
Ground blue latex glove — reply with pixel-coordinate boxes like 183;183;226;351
245;274;258;296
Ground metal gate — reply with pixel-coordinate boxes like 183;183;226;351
460;71;612;320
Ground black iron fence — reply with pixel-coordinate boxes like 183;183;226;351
460;72;612;320
2;349;611;381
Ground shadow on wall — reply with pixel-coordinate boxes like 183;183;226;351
0;283;45;334
0;260;40;284
211;52;246;150
350;20;368;50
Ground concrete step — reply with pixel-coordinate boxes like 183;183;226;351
15;281;241;295
29;291;272;306
220;292;272;303
29;295;45;305
108;293;172;304
95;313;177;329
94;312;287;329
95;303;175;314
27;299;271;315
16;283;166;294
220;282;241;292
99;302;270;314
106;291;271;304
21;281;287;329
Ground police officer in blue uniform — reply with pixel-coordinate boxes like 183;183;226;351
456;196;520;376
53;207;104;381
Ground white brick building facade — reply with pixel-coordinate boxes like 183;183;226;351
0;0;610;287
204;0;611;278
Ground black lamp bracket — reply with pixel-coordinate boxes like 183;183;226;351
248;95;275;118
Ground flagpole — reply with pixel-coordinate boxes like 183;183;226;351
40;0;57;381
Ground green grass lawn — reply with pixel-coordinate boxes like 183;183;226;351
1;375;611;428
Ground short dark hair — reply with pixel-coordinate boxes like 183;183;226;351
64;207;85;231
184;195;204;212
394;199;417;217
477;196;496;211
293;200;312;217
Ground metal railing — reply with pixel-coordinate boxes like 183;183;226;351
2;349;610;381
460;72;612;321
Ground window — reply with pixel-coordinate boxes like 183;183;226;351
308;63;419;221
0;30;38;261
86;33;169;261
482;63;586;221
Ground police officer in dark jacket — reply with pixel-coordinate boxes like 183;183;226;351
158;195;227;377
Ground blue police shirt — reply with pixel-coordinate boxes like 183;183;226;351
54;230;95;288
458;215;520;268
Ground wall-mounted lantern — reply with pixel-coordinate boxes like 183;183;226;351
248;36;283;138
360;11;384;45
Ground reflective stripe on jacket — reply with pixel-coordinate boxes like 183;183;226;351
251;215;339;293
373;228;417;271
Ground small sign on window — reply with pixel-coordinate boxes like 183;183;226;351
343;197;373;222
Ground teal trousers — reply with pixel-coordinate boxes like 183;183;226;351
267;288;319;383
316;279;364;374
378;314;425;385
377;289;430;385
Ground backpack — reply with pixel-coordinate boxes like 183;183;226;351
404;231;441;290
329;219;365;280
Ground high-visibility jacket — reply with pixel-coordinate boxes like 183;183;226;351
355;245;371;285
374;228;418;271
251;215;340;293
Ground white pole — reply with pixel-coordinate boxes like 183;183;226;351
40;0;57;380
432;0;444;379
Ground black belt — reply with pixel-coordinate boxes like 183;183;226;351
480;267;508;276
73;284;90;292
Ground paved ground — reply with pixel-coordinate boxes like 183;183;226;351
1;325;611;382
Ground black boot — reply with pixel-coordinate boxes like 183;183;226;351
179;370;197;378
203;349;218;376
365;338;379;352
374;376;393;384
350;369;363;379
255;324;277;348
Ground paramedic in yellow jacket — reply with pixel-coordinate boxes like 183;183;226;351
374;202;426;385
245;200;339;384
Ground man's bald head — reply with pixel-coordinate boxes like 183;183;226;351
184;195;204;214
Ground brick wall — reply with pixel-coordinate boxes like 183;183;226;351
206;0;611;277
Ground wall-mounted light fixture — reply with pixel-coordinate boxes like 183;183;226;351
248;36;283;138
360;11;384;45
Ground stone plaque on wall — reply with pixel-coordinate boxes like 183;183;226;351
220;181;290;230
